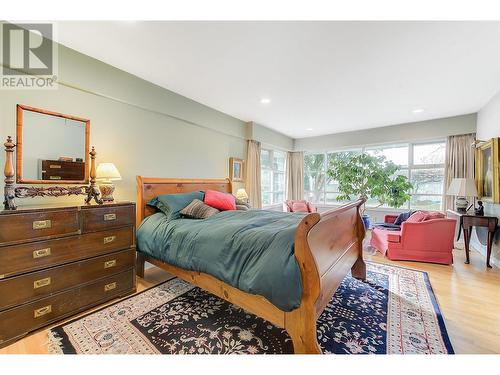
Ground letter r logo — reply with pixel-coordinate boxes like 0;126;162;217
2;23;53;75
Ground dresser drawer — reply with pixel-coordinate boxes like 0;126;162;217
0;269;135;347
81;204;135;233
0;227;134;279
0;249;135;311
0;208;79;245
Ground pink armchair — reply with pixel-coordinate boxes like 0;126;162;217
284;200;318;213
370;213;456;265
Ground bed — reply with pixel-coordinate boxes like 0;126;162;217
135;176;367;354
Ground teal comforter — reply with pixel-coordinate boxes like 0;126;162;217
136;210;306;311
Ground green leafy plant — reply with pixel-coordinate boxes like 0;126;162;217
327;152;412;208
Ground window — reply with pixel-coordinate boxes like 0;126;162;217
304;153;326;204
304;141;446;210
409;142;446;210
304;150;361;204
261;149;286;206
365;144;408;208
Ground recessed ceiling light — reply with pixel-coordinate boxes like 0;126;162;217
306;128;313;131
412;108;424;113
260;98;271;104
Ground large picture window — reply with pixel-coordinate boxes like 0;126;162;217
261;148;286;206
304;141;446;210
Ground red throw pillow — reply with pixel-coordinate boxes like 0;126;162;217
291;201;309;212
406;211;428;223
204;189;236;211
423;211;445;221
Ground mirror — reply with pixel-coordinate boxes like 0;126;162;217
16;104;90;184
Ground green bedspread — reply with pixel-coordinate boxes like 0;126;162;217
136;210;306;311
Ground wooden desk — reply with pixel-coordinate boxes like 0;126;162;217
447;209;498;268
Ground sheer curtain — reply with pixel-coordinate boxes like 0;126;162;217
286;151;304;200
443;133;476;211
245;140;262;209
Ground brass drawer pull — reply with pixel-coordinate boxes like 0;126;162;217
103;236;116;245
33;247;51;258
104;259;116;269
49;165;62;169
33;277;51;289
104;213;116;221
34;305;52;318
104;282;116;292
33;220;52;230
49;176;61;180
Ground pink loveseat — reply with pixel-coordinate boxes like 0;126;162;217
370;212;456;265
284;200;318;213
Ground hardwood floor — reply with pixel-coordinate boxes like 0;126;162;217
365;249;500;354
1;248;499;354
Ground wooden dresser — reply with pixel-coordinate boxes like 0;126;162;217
39;159;86;181
0;201;136;348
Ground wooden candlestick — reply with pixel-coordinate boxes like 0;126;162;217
3;136;16;210
85;146;102;205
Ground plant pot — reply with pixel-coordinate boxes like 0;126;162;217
362;214;371;230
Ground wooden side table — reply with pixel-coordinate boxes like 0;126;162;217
447;209;498;268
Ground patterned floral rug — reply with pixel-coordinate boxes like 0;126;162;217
48;262;454;354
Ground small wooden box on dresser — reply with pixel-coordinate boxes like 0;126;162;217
0;201;136;348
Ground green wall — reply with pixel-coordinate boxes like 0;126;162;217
0;44;249;206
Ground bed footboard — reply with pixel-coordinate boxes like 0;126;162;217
285;199;366;353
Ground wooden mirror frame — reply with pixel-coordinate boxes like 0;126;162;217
16;104;90;185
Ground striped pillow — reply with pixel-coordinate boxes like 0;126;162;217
180;199;220;219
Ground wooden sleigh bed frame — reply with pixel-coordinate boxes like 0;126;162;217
136;176;367;354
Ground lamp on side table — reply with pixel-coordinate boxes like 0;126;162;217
96;162;121;202
446;178;478;212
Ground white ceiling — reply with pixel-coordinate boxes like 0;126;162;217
55;21;500;138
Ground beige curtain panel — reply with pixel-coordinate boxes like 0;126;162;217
286;151;305;200
443;133;476;211
245;140;262;209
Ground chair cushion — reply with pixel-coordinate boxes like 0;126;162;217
387;233;401;243
291;201;309;212
307;202;317;213
406;211;428;223
204;189;236;211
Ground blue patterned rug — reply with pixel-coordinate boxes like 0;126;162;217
48;262;454;354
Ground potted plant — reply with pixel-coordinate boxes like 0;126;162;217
327;153;412;229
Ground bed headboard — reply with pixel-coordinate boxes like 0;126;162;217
136;176;232;226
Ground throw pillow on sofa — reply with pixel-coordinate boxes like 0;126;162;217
291;201;309;212
405;211;428;223
423;211;445;221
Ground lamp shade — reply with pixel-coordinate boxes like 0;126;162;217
446;178;477;197
96;163;121;181
236;188;248;200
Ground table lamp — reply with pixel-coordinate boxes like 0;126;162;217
236;188;249;203
96;162;122;202
446;178;477;212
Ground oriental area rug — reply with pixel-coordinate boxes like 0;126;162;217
48;262;454;354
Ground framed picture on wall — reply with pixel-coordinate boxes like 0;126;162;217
475;137;499;204
229;157;244;182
